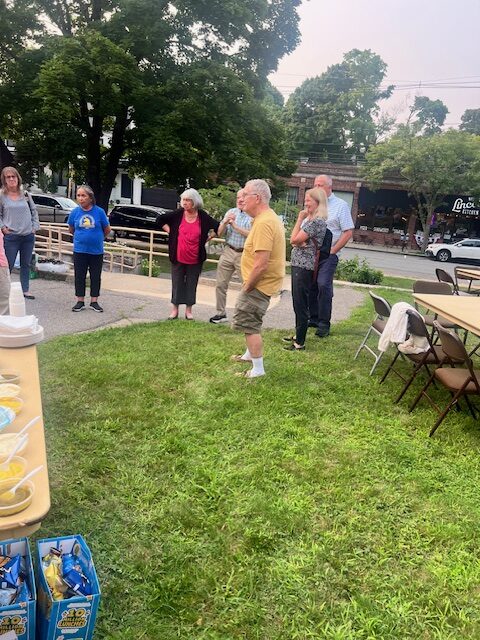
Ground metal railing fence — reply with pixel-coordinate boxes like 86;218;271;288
35;224;225;277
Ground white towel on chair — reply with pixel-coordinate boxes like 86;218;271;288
398;335;429;354
378;302;416;352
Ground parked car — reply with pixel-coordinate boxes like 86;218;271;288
108;204;171;242
31;193;77;223
425;238;480;263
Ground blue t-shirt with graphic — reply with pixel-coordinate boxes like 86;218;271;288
68;205;109;254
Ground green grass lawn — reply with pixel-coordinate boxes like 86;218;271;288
36;290;480;639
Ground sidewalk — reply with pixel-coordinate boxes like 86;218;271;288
14;271;366;341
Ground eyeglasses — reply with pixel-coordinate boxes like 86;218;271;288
243;192;258;198
5;175;17;180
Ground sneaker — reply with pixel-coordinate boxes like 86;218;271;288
210;314;227;324
72;301;85;312
90;302;103;313
315;326;330;338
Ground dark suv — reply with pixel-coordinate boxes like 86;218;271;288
108;204;171;242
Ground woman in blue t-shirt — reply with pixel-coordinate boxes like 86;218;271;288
68;185;111;313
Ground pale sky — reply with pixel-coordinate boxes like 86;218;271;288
269;0;480;127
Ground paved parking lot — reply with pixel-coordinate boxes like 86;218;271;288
13;271;365;341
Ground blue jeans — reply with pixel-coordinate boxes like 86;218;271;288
308;254;339;329
4;232;35;293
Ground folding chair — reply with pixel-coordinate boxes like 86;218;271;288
454;266;480;296
435;268;467;295
379;309;445;404
354;292;391;375
412;280;458;339
409;321;480;436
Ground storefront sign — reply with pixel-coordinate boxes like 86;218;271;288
451;197;479;217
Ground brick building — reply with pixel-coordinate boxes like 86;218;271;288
285;162;480;249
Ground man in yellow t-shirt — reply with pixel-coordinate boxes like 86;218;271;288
231;179;286;378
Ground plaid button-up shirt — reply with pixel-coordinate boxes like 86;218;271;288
223;208;252;249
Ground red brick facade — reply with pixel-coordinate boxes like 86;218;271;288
285;161;405;222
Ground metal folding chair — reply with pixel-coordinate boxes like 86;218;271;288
354;292;391;375
380;309;445;403
435;268;467;295
409;321;480;436
412;280;458;340
454;266;480;296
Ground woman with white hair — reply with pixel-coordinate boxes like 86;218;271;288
283;187;332;351
157;188;219;320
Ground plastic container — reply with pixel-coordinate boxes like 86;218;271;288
0;383;21;398
0;370;21;384
0;397;23;415
0;479;34;516
0;456;26;483
0;406;15;432
9;282;26;317
0;433;28;461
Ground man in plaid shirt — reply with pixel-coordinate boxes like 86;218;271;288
210;189;252;324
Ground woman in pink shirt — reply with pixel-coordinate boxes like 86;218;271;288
157;189;219;320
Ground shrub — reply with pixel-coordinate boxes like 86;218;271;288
141;258;161;277
335;256;383;285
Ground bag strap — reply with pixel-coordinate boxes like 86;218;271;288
311;237;320;282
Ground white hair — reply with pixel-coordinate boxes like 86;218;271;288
180;188;203;209
244;179;271;204
316;174;333;187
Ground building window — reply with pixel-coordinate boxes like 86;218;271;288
287;187;299;205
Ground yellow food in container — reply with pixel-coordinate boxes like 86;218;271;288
0;397;23;415
0;383;21;398
0;456;26;482
0;480;34;516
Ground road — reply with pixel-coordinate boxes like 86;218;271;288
342;246;457;280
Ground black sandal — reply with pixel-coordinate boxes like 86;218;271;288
282;335;296;343
283;343;305;351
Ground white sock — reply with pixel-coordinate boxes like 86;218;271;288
242;349;251;360
251;357;265;375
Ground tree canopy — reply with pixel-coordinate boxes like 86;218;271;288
409;96;448;135
1;0;301;209
460;108;480;135
283;49;393;164
362;129;480;249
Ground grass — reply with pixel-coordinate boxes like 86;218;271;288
380;274;416;289
36;290;480;639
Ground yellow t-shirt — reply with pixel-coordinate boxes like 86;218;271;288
241;208;286;297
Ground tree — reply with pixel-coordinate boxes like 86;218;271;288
1;0;301;210
460;108;480;135
409;96;448;135
362;129;480;250
0;0;40;170
283;49;393;163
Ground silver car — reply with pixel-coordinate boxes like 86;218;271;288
31;193;77;224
